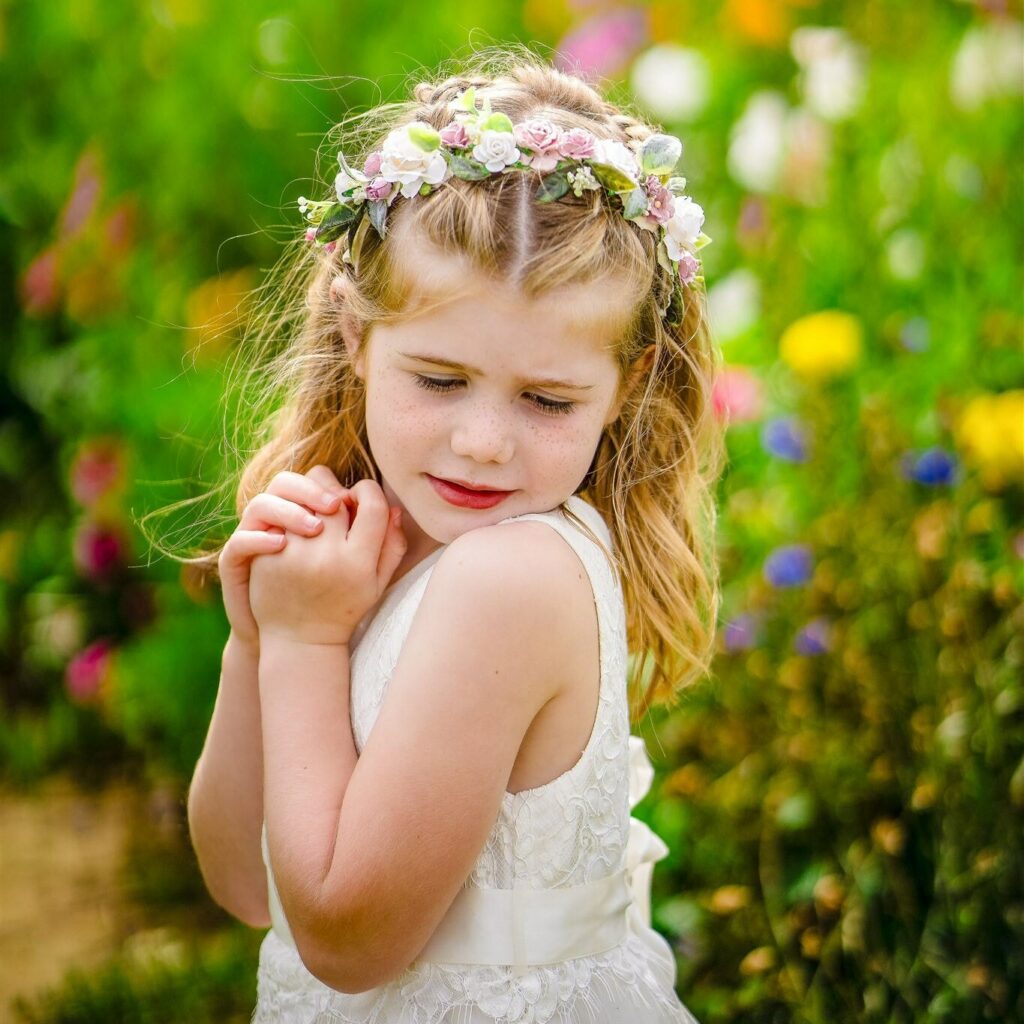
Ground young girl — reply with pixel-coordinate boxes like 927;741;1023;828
186;47;723;1024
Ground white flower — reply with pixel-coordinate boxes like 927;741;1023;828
334;168;363;201
630;44;711;123
728;90;788;193
791;26;866;122
378;122;451;199
663;195;705;260
472;129;520;172
591;138;640;185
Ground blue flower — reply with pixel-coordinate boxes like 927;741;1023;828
900;446;958;486
764;544;813;587
761;416;809;462
795;617;832;655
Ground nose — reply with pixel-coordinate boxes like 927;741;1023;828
449;403;514;464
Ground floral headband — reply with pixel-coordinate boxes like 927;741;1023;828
298;87;711;327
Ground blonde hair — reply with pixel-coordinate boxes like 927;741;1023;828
145;45;726;723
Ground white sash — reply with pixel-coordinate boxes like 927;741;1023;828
263;736;669;972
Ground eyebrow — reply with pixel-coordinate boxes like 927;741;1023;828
398;352;596;392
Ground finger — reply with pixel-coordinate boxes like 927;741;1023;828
376;508;408;584
240;493;326;535
222;530;287;569
346;478;391;556
265;470;345;514
304;465;348;505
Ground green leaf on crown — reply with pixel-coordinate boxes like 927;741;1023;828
666;176;688;196
367;199;388;238
479;112;514;135
314;203;360;244
536;171;571;203
408;123;441;152
665;278;684;327
444;151;491;180
589;161;638;194
622;187;650;220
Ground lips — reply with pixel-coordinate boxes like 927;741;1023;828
427;475;514;510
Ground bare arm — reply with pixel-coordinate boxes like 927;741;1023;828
187;632;271;927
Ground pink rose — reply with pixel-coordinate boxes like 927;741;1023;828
366;176;394;202
439;121;471;148
65;639;112;704
514;119;563;172
678;251;700;286
363;151;382;177
557;127;597;161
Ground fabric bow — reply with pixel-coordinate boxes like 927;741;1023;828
624;734;670;932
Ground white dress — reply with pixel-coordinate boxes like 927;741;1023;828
253;495;701;1023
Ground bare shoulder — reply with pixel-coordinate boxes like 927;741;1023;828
418;519;595;694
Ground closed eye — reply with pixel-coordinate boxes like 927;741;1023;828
411;374;577;417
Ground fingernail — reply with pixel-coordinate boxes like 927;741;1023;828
322;491;340;506
305;514;321;529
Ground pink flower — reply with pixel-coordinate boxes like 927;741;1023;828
324;241;337;254
65;639;112;704
678;251;700;286
304;228;316;242
514;119;563;172
363;151;383;177
366;176;394;202
634;174;675;232
20;246;61;316
712;366;763;424
557;127;597;160
73;521;125;580
70;438;124;506
555;8;649;81
439;121;471;148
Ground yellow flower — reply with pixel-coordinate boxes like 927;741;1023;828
954;390;1024;490
779;310;863;378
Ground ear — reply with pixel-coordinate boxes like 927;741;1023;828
329;274;367;379
606;344;655;425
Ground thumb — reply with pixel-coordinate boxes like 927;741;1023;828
377;507;408;584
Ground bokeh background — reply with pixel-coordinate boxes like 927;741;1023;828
2;1;1022;1021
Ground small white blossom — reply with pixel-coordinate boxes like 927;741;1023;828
472;130;520;173
378;122;452;199
566;166;600;196
334;169;363;201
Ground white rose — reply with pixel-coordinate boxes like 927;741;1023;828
664;195;704;260
591;138;641;184
472;130;520;173
379;123;451;198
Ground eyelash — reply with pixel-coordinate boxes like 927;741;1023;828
411;374;577;417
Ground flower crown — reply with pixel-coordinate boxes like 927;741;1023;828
298;87;711;327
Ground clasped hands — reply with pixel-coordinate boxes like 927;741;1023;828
224;465;408;649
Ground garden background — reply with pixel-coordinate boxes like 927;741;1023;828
1;1;1022;1022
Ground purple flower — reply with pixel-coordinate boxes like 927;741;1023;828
795;617;832;655
762;417;809;462
366;176;394;202
514;118;563;172
900;447;958;486
723;613;759;652
899;316;930;352
764;544;813;587
557;127;597;160
363;151;383;177
439;121;471;149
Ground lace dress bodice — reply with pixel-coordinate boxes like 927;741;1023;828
253;495;700;1023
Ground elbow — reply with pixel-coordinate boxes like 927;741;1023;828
291;906;404;995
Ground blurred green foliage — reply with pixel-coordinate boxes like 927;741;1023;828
2;0;1022;1022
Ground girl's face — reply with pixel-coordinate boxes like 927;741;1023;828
348;251;641;557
